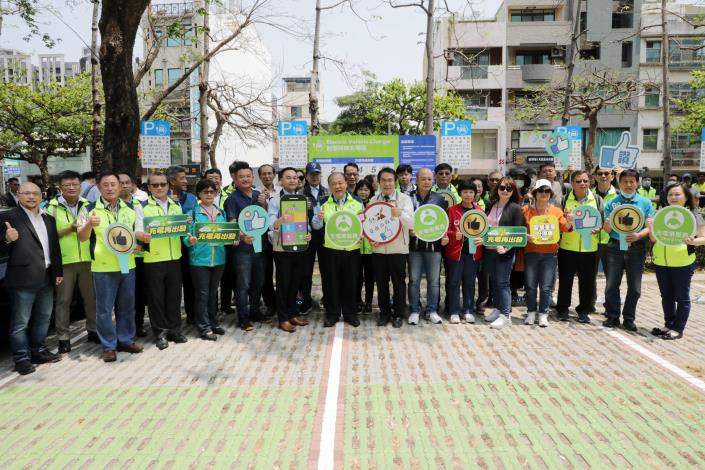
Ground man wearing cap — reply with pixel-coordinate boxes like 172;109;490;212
693;172;705;207
682;173;700;200
299;162;329;314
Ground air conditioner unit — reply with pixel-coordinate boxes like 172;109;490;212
551;46;566;59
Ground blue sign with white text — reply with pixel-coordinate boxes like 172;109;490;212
441;120;472;137
278;120;308;137
398;135;437;180
140;120;170;137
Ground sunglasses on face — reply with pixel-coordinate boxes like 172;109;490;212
200;190;215;195
298;176;305;181
574;179;590;184
150;182;168;188
535;188;551;194
498;185;513;192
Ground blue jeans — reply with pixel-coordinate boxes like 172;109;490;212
447;253;479;315
191;265;224;334
605;240;646;322
234;251;264;323
524;252;557;314
655;264;695;333
484;250;514;316
93;269;136;351
10;271;54;364
408;251;442;315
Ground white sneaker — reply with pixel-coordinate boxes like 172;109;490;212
464;313;475;324
485;308;501;323
428;312;442;324
538;313;549;328
490;315;511;329
449;314;460;324
408;313;420;325
524;311;536;325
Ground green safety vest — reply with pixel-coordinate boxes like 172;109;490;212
86;198;137;273
47;197;91;265
141;196;183;264
597;186;618;245
217;190;228;211
637;186;657;212
559;190;601;253
321;193;364;251
653;241;695;267
432;184;460;204
223;183;235;198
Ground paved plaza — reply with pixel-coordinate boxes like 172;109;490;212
1;273;704;469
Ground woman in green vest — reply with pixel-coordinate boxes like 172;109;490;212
646;183;705;340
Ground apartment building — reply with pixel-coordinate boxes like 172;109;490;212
431;0;698;174
637;1;705;172
281;76;323;125
139;0;274;177
1;49;83;86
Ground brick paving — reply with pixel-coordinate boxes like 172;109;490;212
0;272;703;468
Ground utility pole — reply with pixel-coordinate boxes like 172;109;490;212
661;0;672;175
90;0;104;171
199;0;211;169
423;0;435;135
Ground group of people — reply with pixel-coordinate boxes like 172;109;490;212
1;162;704;376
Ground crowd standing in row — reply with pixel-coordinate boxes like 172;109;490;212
1;163;704;376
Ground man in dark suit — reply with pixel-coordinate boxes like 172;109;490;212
0;182;63;375
1;177;20;208
299;162;329;314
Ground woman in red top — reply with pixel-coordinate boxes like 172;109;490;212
521;179;570;327
445;180;483;324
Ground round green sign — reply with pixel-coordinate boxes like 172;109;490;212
325;210;363;250
652;206;696;246
413;205;449;242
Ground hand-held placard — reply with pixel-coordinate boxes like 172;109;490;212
599;131;640;169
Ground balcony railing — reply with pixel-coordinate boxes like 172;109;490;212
521;64;555;82
672;148;700;167
459;66;488;80
465;107;488;121
645;49;661;63
151;2;194;16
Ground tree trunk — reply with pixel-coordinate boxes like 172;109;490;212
90;0;104;171
423;0;435;135
309;0;322;136
199;0;211;169
99;0;150;175
585;112;598;171
562;0;581;126
37;157;51;188
661;0;672;175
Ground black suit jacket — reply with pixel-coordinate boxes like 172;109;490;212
302;184;329;231
1;192;18;208
0;207;62;288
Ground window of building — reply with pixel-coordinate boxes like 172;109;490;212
621;41;632;67
669;38;705;67
510;9;555;22
612;0;634;28
515;51;551;65
183;25;193;46
167;33;181;47
286;80;310;93
645;41;661;63
290;106;303;118
511;130;520;148
643;129;658;150
167;68;181;85
154;69;164;88
644;87;660;108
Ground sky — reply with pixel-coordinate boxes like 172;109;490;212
0;0;501;121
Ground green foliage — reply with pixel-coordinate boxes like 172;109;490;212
2;0;57;47
0;72;93;171
330;78;466;135
674;69;705;135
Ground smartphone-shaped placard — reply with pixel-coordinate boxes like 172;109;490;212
280;194;309;252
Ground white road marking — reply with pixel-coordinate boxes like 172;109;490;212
317;321;344;470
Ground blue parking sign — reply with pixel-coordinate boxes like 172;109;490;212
140;120;170;137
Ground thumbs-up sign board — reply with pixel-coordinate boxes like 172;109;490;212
599;131;640;169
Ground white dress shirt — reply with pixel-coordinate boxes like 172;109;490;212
20;205;51;268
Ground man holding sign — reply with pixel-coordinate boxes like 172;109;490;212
602;169;654;331
135;172;188;350
78;173;143;362
408;168;449;326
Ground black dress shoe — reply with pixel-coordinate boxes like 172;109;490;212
166;333;188;343
622;320;637;332
58;340;71;354
557;311;570;321
239;321;254;331
577;313;591;324
377;315;390;327
603;317;620;328
15;360;35;375
30;350;61;364
346;318;360;327
86;331;101;344
155;336;169;350
212;326;225;335
391;317;403;328
323;319;336;327
135;327;148;338
200;333;218;341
